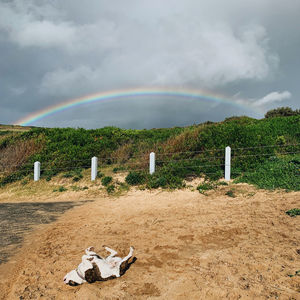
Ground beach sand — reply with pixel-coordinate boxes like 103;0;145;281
0;184;299;299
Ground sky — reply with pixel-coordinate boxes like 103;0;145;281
0;0;299;129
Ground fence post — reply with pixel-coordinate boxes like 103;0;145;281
149;152;155;175
91;156;98;181
34;161;40;181
225;146;231;181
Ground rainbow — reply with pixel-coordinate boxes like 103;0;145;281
15;87;258;126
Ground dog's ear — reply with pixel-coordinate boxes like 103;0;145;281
68;280;79;286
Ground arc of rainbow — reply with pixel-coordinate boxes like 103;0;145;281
15;87;258;126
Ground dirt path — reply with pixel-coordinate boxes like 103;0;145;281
0;184;299;299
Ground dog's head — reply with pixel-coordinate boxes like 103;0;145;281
63;269;85;286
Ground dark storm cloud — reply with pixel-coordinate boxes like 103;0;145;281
0;0;299;128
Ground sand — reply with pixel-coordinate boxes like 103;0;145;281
0;184;299;299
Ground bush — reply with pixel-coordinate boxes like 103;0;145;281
265;107;300;118
53;186;67;192
106;184;115;194
197;182;216;194
73;174;83;182
125;172;145;185
146;173;183;189
286;208;300;217
235;155;300;191
225;189;236;197
97;172;104;178
102;176;112;186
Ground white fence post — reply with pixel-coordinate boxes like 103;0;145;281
225;146;231;181
149;152;155;175
34;161;40;181
91;156;98;181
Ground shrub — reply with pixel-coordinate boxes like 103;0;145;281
102;176;112;186
125;172;145;185
265;107;299;118
53;186;67;192
58;186;67;192
235;155;300;191
21;179;28;185
106;184;115;194
197;182;216;194
225;189;236;197
286;208;300;217
97;172;104;178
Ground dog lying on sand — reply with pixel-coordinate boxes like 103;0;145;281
64;246;135;286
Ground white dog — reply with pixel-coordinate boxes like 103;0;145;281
63;246;135;286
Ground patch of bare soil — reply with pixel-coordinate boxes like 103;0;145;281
0;184;299;299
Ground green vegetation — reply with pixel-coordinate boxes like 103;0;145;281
197;182;217;194
286;208;300;217
225;189;236;198
0;112;299;191
53;186;68;192
101;176;112;186
235;155;300;191
265;107;300;118
106;184;115;194
287;270;300;278
125;171;145;185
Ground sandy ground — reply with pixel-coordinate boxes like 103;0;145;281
0;184;299;299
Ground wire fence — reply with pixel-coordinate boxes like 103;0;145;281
0;143;299;181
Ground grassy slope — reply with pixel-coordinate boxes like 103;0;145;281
0;116;299;190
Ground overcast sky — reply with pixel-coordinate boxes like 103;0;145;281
0;0;299;129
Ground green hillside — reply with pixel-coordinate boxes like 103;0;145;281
0;115;299;190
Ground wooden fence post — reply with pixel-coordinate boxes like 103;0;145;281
150;152;155;175
34;161;40;181
91;156;98;181
225;146;231;181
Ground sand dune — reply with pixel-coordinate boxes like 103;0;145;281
0;184;299;299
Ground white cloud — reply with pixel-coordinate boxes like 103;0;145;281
253;91;291;107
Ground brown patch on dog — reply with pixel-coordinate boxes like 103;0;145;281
120;256;137;276
84;263;116;283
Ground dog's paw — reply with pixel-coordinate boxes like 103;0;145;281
86;246;95;252
130;246;135;251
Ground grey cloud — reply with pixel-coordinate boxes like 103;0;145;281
0;0;299;128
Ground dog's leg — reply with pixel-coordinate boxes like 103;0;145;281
120;247;134;264
85;246;97;256
119;247;135;276
104;246;118;258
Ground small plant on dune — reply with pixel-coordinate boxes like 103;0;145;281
72;174;83;182
285;208;300;217
58;186;67;192
53;186;67;192
62;172;73;178
225;189;236;198
287;270;300;277
21;179;28;185
106;184;115;194
113;166;126;173
102;176;112;186
125;171;145;185
197;182;216;195
218;181;228;186
97;172;104;178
